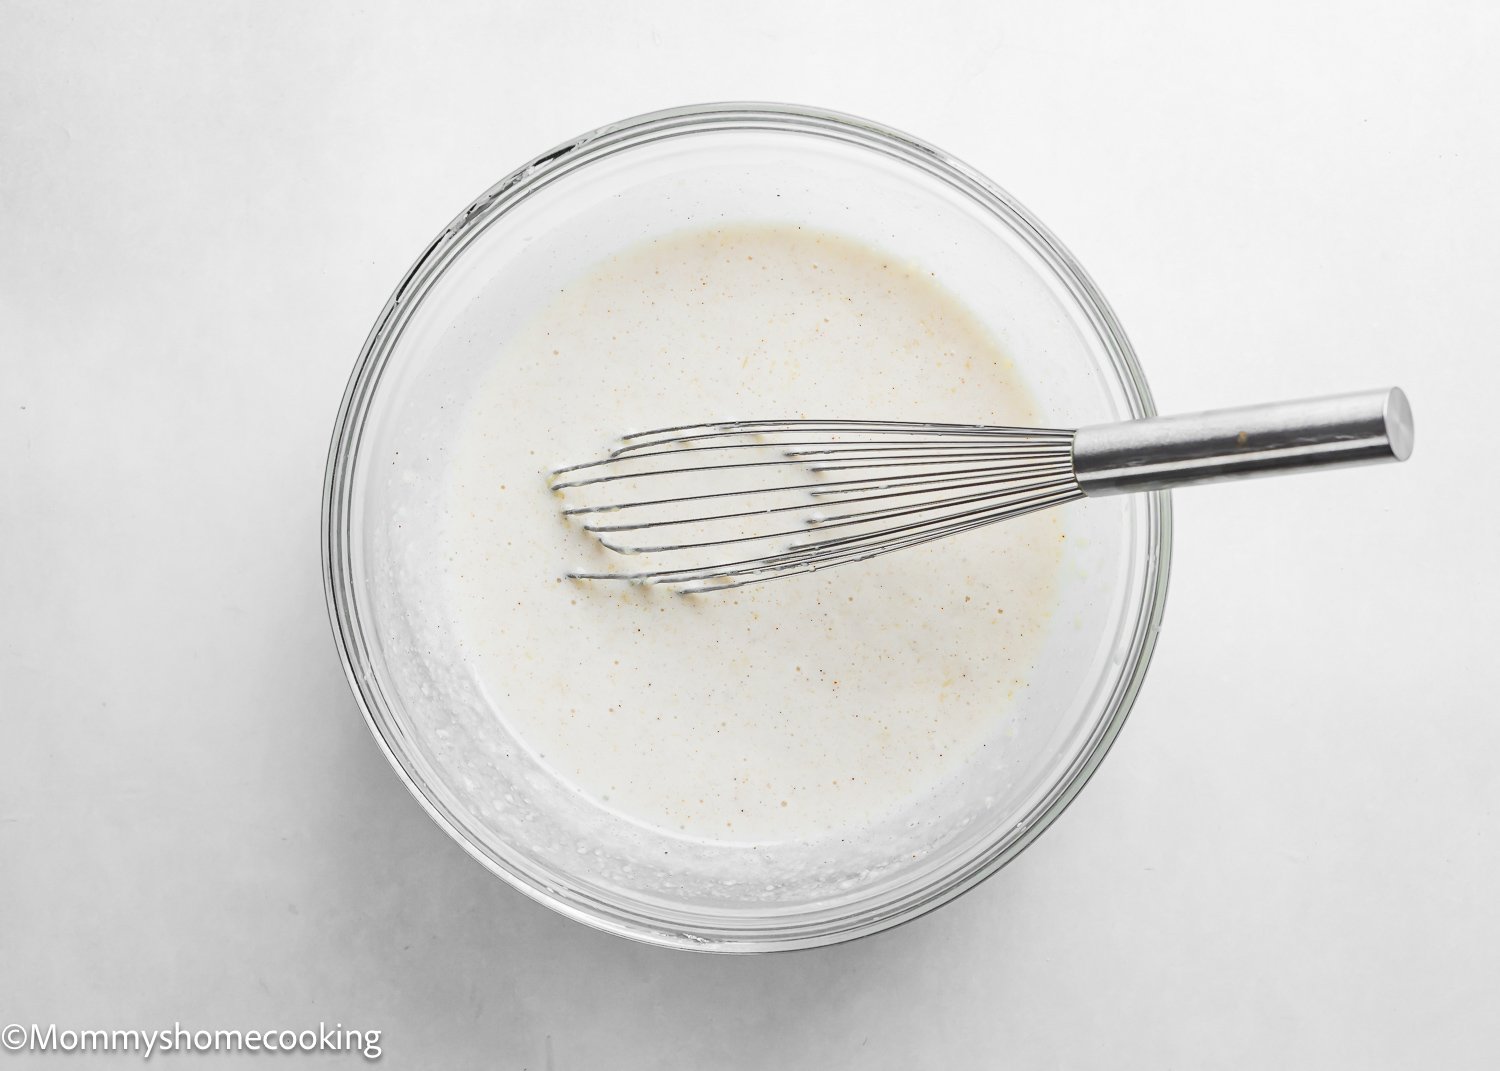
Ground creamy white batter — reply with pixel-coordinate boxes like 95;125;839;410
442;224;1065;844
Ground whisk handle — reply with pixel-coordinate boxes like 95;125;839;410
1072;387;1414;496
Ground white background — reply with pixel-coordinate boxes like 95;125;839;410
3;2;1496;1067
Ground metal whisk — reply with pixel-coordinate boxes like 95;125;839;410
550;387;1414;593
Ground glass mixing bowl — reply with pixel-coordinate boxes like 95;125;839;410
322;103;1171;952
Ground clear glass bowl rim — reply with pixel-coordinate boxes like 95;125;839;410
321;101;1173;953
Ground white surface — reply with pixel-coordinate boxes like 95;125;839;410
2;1;1496;1067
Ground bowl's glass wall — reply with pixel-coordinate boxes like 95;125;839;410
325;105;1169;950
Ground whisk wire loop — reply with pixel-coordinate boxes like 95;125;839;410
551;419;1081;593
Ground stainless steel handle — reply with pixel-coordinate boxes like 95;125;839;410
1072;387;1414;496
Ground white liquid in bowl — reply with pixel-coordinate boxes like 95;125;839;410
442;223;1067;846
